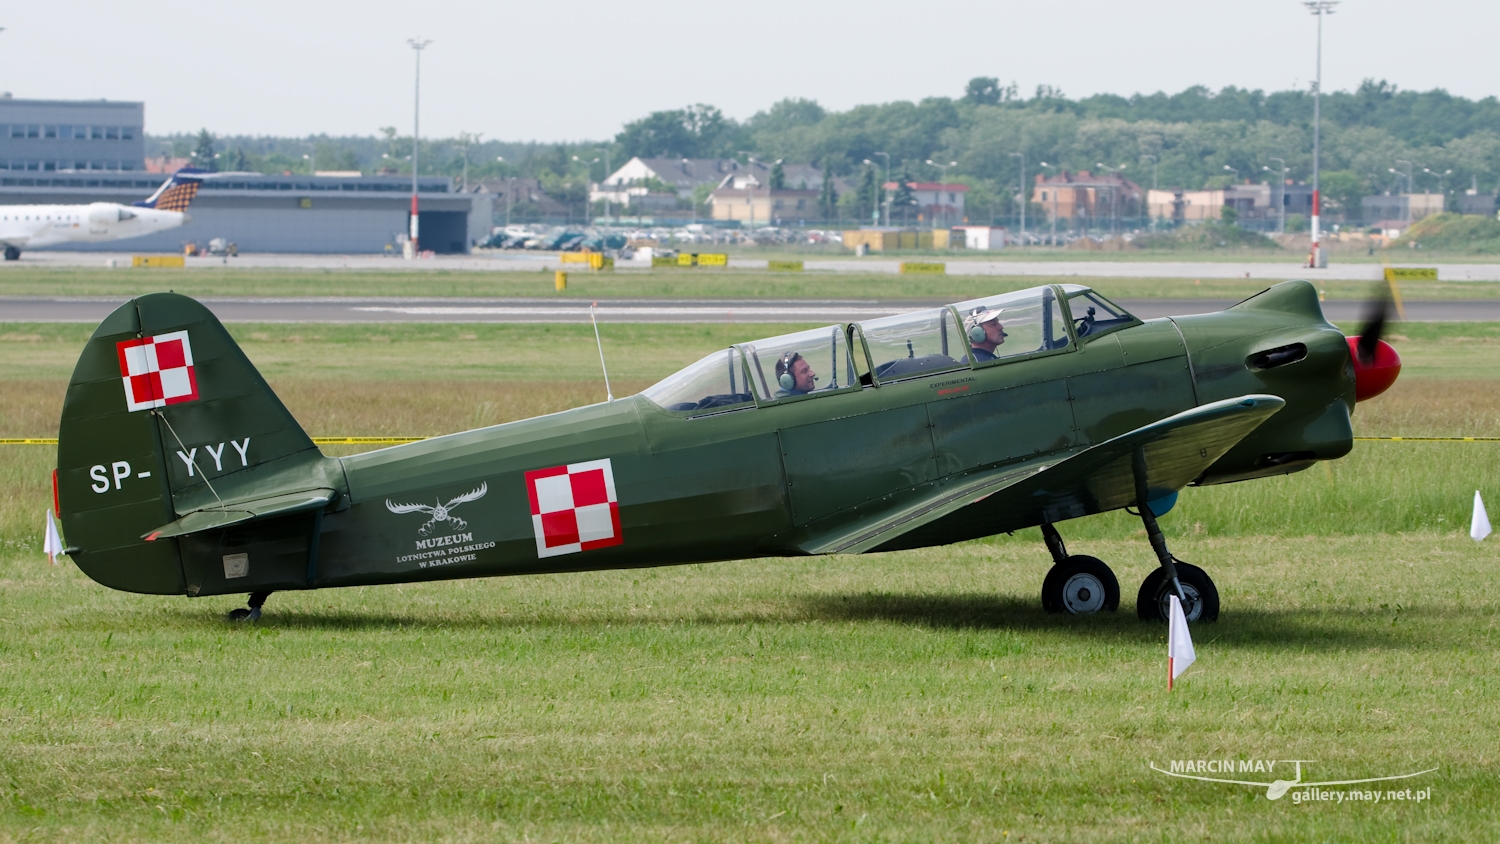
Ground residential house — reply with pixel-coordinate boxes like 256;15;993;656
883;181;968;227
706;187;820;226
1031;171;1142;221
473;177;572;221
596;157;852;208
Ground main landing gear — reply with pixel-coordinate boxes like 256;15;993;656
228;591;271;622
1039;523;1120;614
1037;510;1219;622
1134;504;1218;622
3;246;20;261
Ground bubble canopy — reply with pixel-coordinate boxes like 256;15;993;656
641;286;1135;413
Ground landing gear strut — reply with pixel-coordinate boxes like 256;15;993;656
1134;504;1218;622
228;591;271;622
1039;523;1120;615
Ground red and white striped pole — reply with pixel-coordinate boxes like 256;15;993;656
1305;2;1336;269
1309;188;1320;269
407;37;432;258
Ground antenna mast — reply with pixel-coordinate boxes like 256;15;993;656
590;302;614;402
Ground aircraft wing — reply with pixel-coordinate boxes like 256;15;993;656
792;394;1285;556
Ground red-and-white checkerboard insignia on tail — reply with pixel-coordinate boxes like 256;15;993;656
116;330;199;412
525;458;622;558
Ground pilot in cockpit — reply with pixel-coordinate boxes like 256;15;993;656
774;351;819;396
964;308;1009;362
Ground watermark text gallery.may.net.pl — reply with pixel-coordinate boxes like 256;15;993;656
1150;758;1437;803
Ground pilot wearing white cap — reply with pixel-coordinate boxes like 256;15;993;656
964;308;1008;362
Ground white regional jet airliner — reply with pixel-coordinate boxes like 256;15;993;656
0;168;208;261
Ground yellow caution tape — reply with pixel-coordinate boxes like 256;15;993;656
1354;436;1500;442
6;435;1500;446
0;437;428;446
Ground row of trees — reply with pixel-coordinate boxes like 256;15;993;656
159;77;1500;224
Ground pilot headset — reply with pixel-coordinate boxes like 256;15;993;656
777;351;804;390
966;308;1004;343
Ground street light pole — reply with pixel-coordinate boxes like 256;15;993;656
874;152;891;226
496;156;511;227
1009;152;1026;242
1141;155;1158;231
1305;1;1337;268
1424;168;1453;208
925;159;956;229
406;37;432;258
1263;158;1287;233
1039;162;1059;245
573;155;601;225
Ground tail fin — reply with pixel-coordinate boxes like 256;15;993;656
57;293;344;595
133;168;209;211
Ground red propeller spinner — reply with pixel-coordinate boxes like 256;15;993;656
1347;335;1401;401
1348;292;1401;402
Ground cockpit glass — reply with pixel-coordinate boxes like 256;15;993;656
856;308;969;383
1063;287;1137;340
950;287;1070;363
737;325;856;401
642;348;753;413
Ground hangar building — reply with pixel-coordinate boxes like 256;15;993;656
0;171;491;254
0;97;146;173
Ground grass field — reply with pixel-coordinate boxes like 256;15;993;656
1;320;1498;841
3;265;1499;302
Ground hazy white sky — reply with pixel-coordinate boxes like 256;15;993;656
3;1;1495;141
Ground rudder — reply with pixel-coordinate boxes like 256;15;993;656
58;293;342;595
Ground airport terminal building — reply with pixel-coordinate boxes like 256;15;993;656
0;97;490;254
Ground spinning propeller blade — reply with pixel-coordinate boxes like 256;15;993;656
1346;287;1402;402
1355;291;1390;366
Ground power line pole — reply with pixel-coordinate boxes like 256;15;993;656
406;38;432;258
1305;1;1337;268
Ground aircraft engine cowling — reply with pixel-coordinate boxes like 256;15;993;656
1346;336;1401;402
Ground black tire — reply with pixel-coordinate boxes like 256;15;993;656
1041;555;1120;615
3;246;19;261
1136;562;1220;623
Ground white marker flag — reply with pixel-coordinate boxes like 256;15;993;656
1472;491;1492;542
1168;594;1196;691
43;509;63;565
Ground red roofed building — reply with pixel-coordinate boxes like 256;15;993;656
884;181;968;227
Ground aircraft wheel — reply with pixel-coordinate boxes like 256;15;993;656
1137;562;1219;623
1041;555;1120;615
3;246;19;261
227;607;261;622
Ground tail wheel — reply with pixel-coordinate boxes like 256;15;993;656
1042;555;1120;615
1137;562;1220;622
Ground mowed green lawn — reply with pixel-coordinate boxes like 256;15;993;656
3;264;1499;302
1;321;1498;841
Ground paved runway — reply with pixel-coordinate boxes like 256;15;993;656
8;250;1500;282
4;295;1498;323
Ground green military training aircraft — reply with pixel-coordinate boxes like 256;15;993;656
53;280;1401;623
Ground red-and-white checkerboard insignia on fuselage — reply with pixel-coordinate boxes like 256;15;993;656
524;458;622;558
116;330;199;412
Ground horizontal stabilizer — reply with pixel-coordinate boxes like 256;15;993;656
143;488;336;541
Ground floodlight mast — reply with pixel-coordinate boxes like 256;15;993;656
1305;1;1337;269
407;38;432;258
